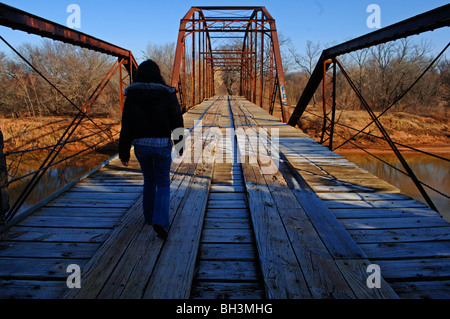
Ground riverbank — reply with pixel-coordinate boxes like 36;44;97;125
261;105;450;156
1;109;449;156
335;144;450;155
292;106;449;154
1;116;121;154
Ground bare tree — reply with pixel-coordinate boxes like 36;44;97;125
2;40;115;117
361;38;434;111
142;42;176;85
289;40;322;106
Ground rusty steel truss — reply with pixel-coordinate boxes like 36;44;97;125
0;3;138;114
0;3;138;223
171;7;290;121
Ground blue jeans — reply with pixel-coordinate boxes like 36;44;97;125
134;138;172;230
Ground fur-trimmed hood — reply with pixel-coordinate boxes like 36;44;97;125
124;83;176;96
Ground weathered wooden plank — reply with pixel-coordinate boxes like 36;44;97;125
0;257;86;280
195;260;259;282
348;227;450;244
334;259;399;299
18;216;121;229
207;200;247;209
0;279;66;299
99;161;201;299
199;243;256;260
376;258;450;281
210;185;246;193
203;218;252;230
211;178;244;185
234;117;311;299
303;176;401;193
0;241;100;259
95;223;159;299
311;185;375;193
208;193;246;201
390;280;450;299
341;217;450;230
318;192;411;201
58;192;141;200
191;282;265;299
360;241;450;259
205;209;249;219
0;226;111;243
69;185;143;193
325;200;429;209
276;210;358;299
34;207;126;216
47;199;135;208
278;155;367;259
64;197;144;299
201;228;254;244
332;207;441;219
141;103;222;299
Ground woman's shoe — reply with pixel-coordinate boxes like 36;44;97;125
153;224;168;239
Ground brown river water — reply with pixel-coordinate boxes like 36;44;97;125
5;151;116;219
5;150;450;223
340;152;449;222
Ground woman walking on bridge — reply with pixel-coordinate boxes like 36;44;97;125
119;59;184;239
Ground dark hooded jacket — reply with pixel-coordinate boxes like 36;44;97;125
119;82;184;162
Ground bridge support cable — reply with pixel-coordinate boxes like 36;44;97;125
288;4;450;127
332;42;450;152
171;7;290;121
337;61;439;212
319;58;337;150
286;4;450;213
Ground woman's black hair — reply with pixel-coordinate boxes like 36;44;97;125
136;59;167;85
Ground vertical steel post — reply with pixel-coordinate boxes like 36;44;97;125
182;41;187;112
192;17;196;106
119;60;125;116
0;129;10;225
261;7;289;122
320;58;337;150
269;43;274;113
198;21;202;103
260;22;265;108
253;21;258;104
321;59;333;144
329;58;337;150
202;29;206;101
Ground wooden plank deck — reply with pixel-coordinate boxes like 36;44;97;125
231;97;450;299
0;158;143;298
0;95;448;299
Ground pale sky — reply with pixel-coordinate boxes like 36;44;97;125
1;0;448;62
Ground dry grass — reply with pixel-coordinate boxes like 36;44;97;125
1;116;121;153
290;106;449;151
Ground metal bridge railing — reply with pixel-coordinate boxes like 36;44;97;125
0;3;138;226
287;4;450;213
